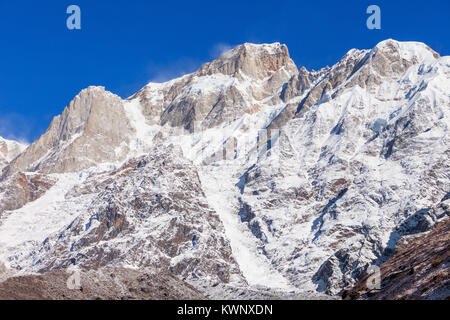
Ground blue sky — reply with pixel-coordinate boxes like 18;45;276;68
0;0;449;142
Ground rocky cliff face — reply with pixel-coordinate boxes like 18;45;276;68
0;40;448;299
0;137;27;172
134;43;298;129
5;43;297;176
5;87;133;175
22;145;243;287
0;267;205;300
0;172;56;217
234;39;449;294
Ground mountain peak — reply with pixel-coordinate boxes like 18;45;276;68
5;39;446;176
5;85;132;174
0;39;449;299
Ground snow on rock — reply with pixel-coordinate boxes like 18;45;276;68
0;137;28;171
198;162;294;291
0;171;94;268
0;40;448;298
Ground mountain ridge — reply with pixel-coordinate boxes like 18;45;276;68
4;39;442;175
0;39;448;299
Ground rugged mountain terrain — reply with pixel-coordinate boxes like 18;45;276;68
0;39;448;299
0;137;27;172
343;216;449;300
0;266;205;300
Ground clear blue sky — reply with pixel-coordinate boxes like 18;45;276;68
0;0;449;142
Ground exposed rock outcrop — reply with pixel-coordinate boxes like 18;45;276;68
0;172;56;216
0;267;205;300
343;216;449;300
0;137;27;172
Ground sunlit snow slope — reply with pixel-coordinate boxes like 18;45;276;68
0;40;448;297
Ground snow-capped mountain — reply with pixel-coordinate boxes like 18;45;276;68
0;39;448;298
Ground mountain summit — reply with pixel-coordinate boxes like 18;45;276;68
0;40;448;299
0;137;27;171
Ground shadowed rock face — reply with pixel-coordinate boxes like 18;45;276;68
343;217;449;300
